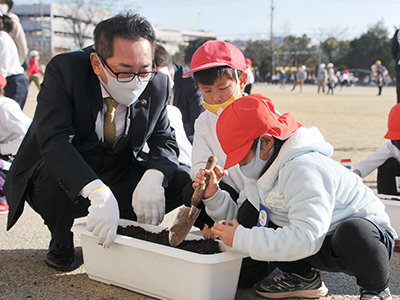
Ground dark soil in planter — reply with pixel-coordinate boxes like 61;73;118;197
117;225;221;255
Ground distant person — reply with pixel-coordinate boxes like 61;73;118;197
0;0;28;65
244;58;254;94
326;63;336;95
340;69;350;88
27;50;43;90
290;65;306;95
265;72;271;84
392;29;400;103
371;60;388;96
0;12;28;109
153;44;204;143
0;71;31;214
317;63;327;94
354;103;400;195
279;69;287;89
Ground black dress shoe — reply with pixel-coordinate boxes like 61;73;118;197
45;246;76;271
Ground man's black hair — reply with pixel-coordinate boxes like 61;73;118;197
94;12;156;60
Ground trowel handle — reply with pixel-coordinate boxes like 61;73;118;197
191;156;218;207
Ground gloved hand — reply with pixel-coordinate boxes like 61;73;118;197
87;185;120;248
132;169;165;225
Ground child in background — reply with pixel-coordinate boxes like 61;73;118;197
0;71;31;213
244;58;254;94
326;62;336;94
193;93;396;300
316;63;327;94
182;40;275;288
27;50;43;90
354;103;400;195
290;65;307;95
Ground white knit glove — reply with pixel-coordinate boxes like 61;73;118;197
132;169;165;225
87;186;120;248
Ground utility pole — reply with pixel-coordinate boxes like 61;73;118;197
270;0;275;73
40;0;44;49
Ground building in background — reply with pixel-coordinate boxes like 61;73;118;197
13;4;215;65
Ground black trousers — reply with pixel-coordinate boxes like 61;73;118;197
377;157;400;195
396;66;400;103
25;159;190;250
271;218;394;292
4;73;28;109
244;83;253;95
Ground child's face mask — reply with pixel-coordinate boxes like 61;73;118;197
201;70;241;116
240;139;274;179
202;92;237;116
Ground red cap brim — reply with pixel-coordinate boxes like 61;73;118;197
224;139;254;169
182;62;237;78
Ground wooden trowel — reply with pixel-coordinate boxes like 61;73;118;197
169;155;217;247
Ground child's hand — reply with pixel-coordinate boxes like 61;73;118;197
211;219;239;247
192;165;228;199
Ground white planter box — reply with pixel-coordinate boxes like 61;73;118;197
377;194;400;235
72;220;246;300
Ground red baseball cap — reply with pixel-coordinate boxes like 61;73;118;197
182;40;246;78
216;94;303;169
384;103;400;140
245;58;252;67
0;72;6;89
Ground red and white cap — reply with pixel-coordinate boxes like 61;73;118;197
384;103;400;140
0;72;7;89
182;40;246;78
216;94;303;169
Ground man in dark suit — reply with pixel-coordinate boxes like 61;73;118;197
4;13;190;271
392;28;400;103
154;44;204;143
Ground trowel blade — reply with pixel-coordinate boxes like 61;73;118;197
168;206;201;247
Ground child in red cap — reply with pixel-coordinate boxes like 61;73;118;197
182;40;275;287
0;71;31;214
193;94;396;300
354;103;400;195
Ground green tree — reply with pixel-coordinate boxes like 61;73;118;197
243;40;271;80
281;34;313;52
319;37;350;70
344;21;393;73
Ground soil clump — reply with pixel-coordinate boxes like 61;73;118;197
117;225;221;254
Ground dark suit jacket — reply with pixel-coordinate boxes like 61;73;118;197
172;63;204;143
5;45;179;230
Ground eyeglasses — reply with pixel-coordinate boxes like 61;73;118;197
97;53;157;83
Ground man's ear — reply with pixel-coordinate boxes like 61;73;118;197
90;53;102;76
91;53;108;84
239;71;248;90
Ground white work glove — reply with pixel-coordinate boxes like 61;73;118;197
132;169;165;225
87;186;120;248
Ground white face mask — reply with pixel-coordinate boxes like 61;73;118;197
97;58;149;106
240;139;274;180
0;4;8;14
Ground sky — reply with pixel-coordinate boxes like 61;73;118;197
17;0;400;44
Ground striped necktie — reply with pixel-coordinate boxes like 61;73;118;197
103;97;119;146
